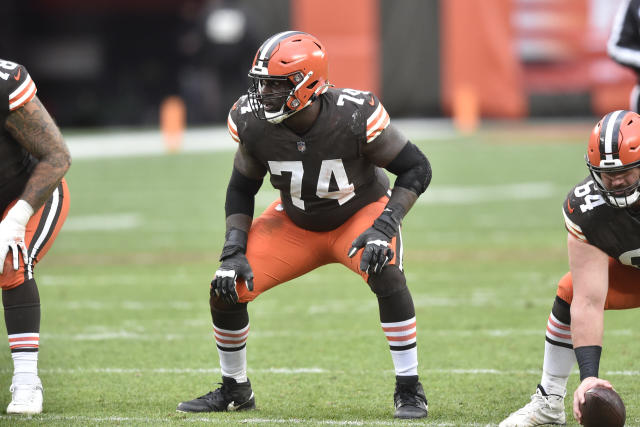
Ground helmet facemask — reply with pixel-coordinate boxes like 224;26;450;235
247;71;313;124
586;110;640;208
587;159;640;208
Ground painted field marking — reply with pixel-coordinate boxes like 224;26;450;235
0;367;636;377
40;328;635;341
64;213;141;231
420;182;556;204
0;413;485;426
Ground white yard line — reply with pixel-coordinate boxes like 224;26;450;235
63;213;141;231
0;413;487;426
40;328;635;341
0;366;635;377
419;182;556;204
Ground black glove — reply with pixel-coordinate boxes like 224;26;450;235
211;228;254;305
348;209;400;275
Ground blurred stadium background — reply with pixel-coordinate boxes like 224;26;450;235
1;0;634;129
1;0;640;426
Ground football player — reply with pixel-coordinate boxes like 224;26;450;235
177;31;432;419
500;110;640;426
0;59;71;414
608;0;640;112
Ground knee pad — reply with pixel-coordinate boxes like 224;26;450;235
367;265;407;298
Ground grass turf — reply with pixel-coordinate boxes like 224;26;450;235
0;124;639;426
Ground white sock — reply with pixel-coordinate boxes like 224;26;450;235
12;352;38;385
382;318;418;376
214;323;249;383
541;312;575;396
218;347;247;383
390;348;418;376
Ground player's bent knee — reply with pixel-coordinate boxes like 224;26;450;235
2;279;39;306
210;295;247;312
367;265;407;298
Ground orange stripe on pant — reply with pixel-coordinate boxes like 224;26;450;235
236;195;399;303
557;258;640;309
0;178;70;290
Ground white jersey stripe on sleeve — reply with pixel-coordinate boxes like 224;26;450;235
365;103;390;143
9;75;37;110
562;208;586;241
227;113;240;143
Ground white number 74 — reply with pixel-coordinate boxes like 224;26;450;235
268;159;355;210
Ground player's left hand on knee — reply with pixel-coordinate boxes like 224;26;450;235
348;209;399;275
348;227;395;275
210;253;254;305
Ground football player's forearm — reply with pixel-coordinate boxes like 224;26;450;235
5;97;71;210
19;161;68;210
384;187;417;222
226;213;252;234
570;300;604;348
571;302;604;381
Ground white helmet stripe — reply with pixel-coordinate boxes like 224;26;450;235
256;31;305;69
603;110;623;162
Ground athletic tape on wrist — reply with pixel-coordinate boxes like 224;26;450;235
575;345;602;381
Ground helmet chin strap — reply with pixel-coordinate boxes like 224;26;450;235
609;191;640;207
264;103;299;124
593;172;640;207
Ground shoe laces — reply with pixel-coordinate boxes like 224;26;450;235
395;382;424;407
10;384;42;403
516;388;554;414
197;380;234;403
217;381;233;402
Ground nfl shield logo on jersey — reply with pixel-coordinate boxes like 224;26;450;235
297;141;306;153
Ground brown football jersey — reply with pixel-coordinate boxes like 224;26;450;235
563;176;640;268
227;88;394;231
0;59;38;212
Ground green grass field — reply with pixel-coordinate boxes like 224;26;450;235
0;122;638;426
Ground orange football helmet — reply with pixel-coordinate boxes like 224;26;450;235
247;31;330;123
587;110;640;207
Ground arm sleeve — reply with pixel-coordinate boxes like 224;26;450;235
385;141;432;196
224;166;263;218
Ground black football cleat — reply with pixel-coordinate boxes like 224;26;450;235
177;376;256;413
393;375;428;419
